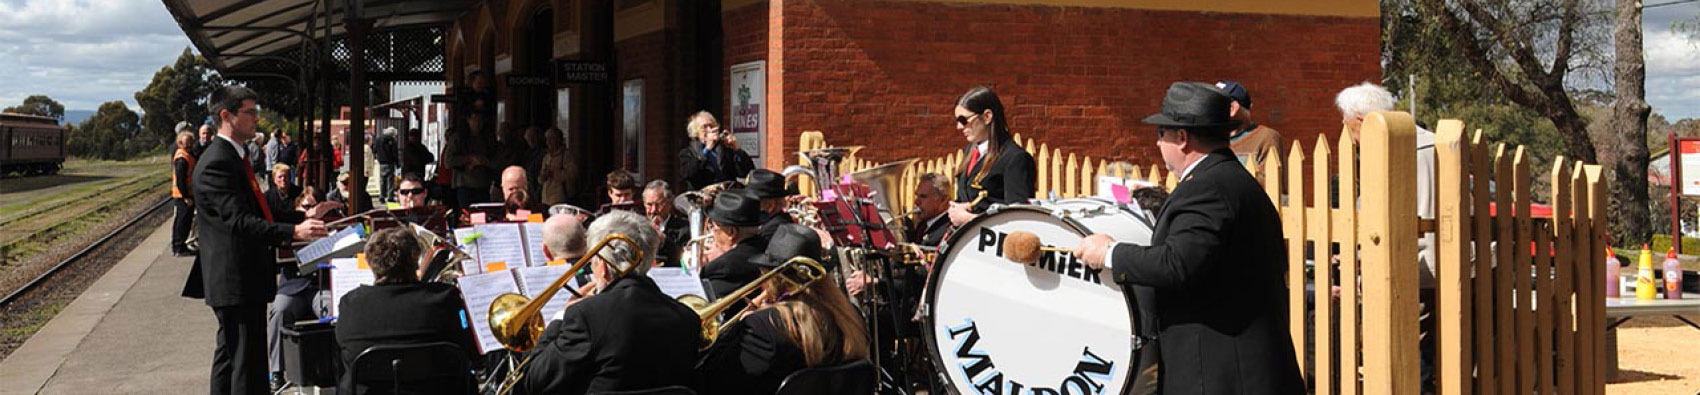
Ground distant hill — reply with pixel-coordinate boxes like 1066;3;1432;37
62;110;94;126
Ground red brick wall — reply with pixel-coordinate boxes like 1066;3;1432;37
615;30;677;181
720;1;771;164
768;0;1380;168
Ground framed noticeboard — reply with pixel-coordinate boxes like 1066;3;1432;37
1681;139;1700;197
729;61;765;160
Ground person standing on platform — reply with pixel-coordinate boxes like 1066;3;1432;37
945;86;1036;226
373;126;400;203
1072;82;1303;394
445;112;496;208
677;111;754;191
183;86;339;395
171;131;198;257
1216;80;1282;170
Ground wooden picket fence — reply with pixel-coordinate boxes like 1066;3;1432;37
796;111;1609;394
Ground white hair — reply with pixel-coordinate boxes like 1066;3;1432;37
1334;82;1396;120
686;111;715;139
585;210;660;275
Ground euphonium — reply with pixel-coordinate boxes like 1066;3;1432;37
676;256;830;345
487;234;646;353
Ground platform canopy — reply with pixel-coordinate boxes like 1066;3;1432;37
160;0;471;81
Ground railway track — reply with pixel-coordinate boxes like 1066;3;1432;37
0;176;169;263
0;174;165;229
0;198;169;308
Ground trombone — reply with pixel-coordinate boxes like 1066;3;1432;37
676;256;831;346
487;233;646;395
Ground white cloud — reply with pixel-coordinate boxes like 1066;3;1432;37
1644;22;1700;120
0;0;190;112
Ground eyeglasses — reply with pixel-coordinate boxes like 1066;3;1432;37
955;113;983;126
398;188;426;196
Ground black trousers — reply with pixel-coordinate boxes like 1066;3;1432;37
211;304;269;395
172;198;193;252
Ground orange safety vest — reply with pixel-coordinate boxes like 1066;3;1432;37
172;148;196;198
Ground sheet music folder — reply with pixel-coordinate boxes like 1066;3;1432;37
296;224;368;274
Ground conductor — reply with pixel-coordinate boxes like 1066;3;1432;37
183;86;338;395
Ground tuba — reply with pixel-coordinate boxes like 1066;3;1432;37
676;256;831;346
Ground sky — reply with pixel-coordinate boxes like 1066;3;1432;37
0;0;1696;119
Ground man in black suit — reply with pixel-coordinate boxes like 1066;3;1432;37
743;169;795;240
1074;82;1304;394
677;111;754;191
697;189;767;305
185;86;336;395
516;210;700;395
642;180;691;267
907;172;953;247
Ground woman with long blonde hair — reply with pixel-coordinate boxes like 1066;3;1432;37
697;224;868;395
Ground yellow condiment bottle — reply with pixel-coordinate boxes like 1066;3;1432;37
1637;244;1657;300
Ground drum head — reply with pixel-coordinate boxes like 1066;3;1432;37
923;205;1138;395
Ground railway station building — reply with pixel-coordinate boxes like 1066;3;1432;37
166;0;1378;202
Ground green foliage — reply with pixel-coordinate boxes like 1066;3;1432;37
1649;234;1700;257
134;48;223;154
257;109;299;142
2;95;66;122
68;101;145;160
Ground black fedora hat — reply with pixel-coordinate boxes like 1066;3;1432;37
1141;82;1243;129
707;188;763;227
750;224;830;269
743;169;788;199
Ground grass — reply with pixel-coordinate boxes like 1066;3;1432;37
1;301;67;342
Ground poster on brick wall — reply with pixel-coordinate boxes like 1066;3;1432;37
729;61;765;160
623;79;645;178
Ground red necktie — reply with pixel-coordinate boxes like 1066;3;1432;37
240;158;274;221
963;148;982;178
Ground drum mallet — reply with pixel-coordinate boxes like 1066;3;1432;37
1003;231;1072;264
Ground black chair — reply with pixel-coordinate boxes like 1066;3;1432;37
598;386;698;395
345;342;474;395
775;359;875;395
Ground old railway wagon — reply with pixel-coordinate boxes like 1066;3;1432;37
0;113;67;176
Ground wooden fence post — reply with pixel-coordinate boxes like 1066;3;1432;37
1469;131;1495;395
1337;133;1361;395
1312;136;1335;395
1434;120;1472;395
1552;158;1577;395
1513;147;1534;394
1358;111;1418;395
1584;165;1606;395
1285;141;1309;378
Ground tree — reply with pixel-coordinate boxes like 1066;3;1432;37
1410;0;1658;245
69;101;144;160
3;95;66;122
1611;0;1653;245
134;48;223;153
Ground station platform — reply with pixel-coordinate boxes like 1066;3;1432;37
0;222;215;394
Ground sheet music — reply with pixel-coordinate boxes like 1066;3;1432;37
512;265;582;322
457;271;521;354
328;258;376;318
648;267;708;300
475;223;530;269
453;227;483;275
522;223;548;268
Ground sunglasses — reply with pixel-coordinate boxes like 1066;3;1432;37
398;188;426;196
955;113;982;126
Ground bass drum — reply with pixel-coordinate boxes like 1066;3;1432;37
922;199;1154;395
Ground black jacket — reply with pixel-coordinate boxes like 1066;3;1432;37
182;137;303;305
401;141;434;176
677;140;755;191
696;309;816;395
757;211;795;242
954;139;1036;212
334;282;480;394
906;214;950;247
515;275;701;395
700;238;765;301
1107;149;1304;394
656;215;691;267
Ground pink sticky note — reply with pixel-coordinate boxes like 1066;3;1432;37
1111;184;1133;204
471;212;488;224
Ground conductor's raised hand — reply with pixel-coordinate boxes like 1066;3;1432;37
1072;233;1115;270
304;201;343;219
293;219;329;240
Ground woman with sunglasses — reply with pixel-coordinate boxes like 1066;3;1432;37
946;86;1036;226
